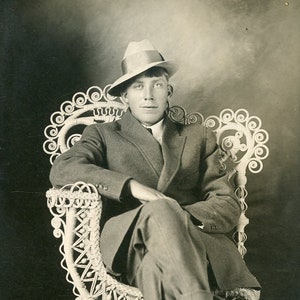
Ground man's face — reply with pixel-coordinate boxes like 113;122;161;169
122;74;170;126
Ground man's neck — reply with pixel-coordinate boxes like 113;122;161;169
140;117;165;127
128;109;166;127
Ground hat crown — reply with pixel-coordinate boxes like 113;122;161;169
108;39;177;96
121;40;164;75
123;39;157;59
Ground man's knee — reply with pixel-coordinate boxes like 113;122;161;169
141;199;182;217
138;199;187;231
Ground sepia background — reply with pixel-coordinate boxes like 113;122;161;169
1;0;299;299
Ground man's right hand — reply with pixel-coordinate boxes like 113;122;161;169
128;179;175;203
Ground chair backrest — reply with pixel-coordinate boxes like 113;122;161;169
44;85;127;164
168;106;269;256
44;85;269;256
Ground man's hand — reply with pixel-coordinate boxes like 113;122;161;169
128;179;175;203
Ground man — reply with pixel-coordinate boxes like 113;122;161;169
50;40;261;300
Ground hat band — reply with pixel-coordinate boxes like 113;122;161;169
121;50;164;74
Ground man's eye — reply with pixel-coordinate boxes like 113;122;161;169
133;84;143;89
154;82;163;88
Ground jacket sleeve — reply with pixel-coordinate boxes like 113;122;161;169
49;124;132;201
183;127;241;234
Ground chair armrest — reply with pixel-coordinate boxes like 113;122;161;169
46;181;143;300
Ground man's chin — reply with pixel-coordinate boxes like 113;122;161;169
133;113;164;126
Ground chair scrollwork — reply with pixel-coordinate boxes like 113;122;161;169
43;85;127;165
204;108;269;256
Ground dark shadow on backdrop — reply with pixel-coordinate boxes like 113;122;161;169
0;1;98;299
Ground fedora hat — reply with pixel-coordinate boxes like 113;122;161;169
108;39;178;96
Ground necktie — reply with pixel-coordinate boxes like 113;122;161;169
146;127;153;135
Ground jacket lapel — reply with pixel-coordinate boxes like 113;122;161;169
157;117;186;193
116;111;164;178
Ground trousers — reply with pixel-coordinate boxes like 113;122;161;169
101;199;260;300
126;199;214;300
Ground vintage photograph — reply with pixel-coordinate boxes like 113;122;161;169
1;1;299;299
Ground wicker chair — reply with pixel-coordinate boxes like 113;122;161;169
44;85;269;300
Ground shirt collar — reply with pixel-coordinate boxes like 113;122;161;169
145;118;164;133
143;118;165;145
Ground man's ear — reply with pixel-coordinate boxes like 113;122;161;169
167;84;174;97
120;91;128;103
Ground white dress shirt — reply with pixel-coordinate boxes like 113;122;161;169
143;118;164;145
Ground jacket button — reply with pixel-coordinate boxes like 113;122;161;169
103;185;108;191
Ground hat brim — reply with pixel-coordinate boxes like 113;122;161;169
108;60;178;97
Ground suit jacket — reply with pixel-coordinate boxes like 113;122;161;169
50;109;240;231
50;110;242;265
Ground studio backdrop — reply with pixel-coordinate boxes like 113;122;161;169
1;1;299;299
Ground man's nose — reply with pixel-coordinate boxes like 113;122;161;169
144;86;154;100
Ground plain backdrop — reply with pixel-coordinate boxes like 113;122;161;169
1;0;299;299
